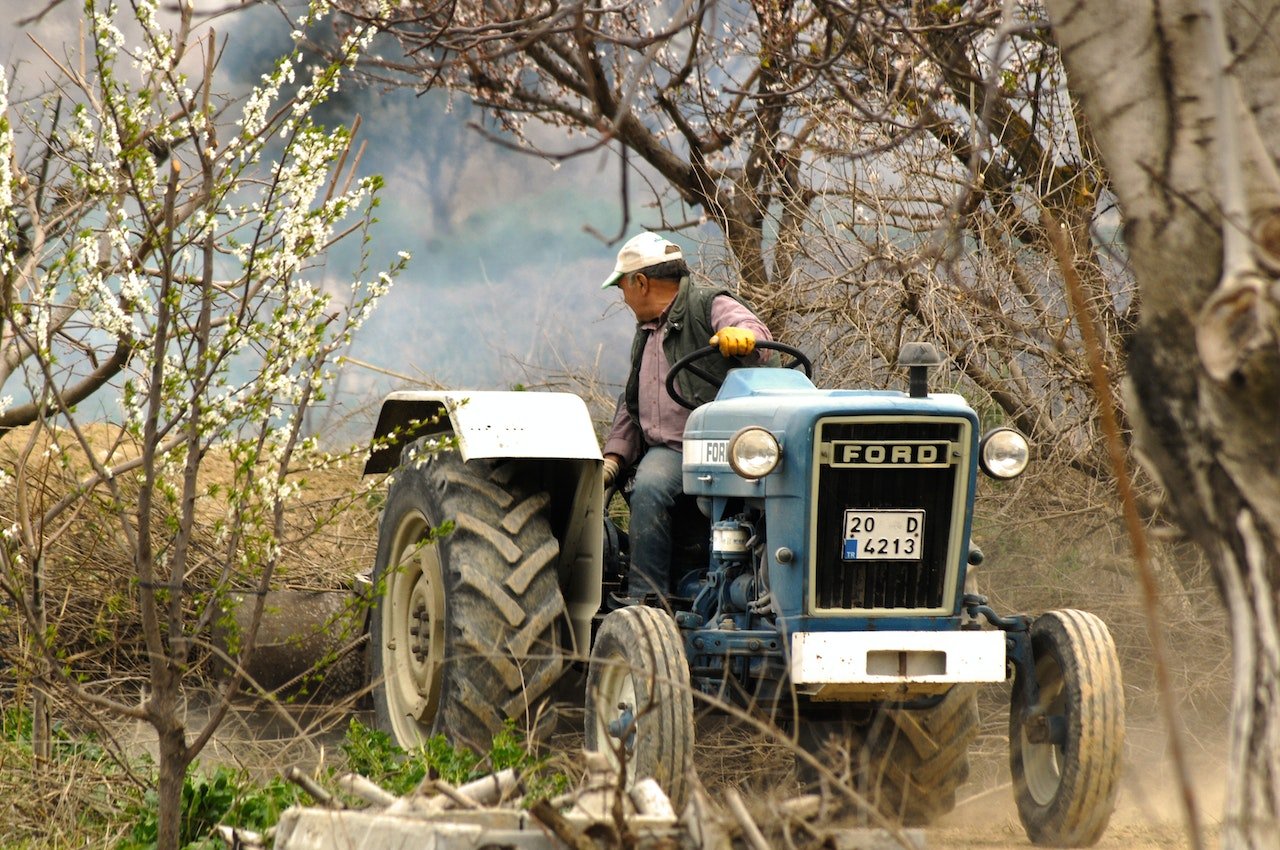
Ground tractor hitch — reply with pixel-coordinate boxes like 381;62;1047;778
963;594;1046;728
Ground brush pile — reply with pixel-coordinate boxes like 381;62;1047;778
261;751;925;850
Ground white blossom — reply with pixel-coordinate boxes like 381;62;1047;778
133;0;175;77
3;0;405;648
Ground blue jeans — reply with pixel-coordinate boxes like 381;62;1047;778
626;446;684;597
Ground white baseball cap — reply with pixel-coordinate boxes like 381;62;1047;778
600;232;684;289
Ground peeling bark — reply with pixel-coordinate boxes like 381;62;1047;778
1048;1;1280;846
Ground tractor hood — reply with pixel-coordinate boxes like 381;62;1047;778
682;366;982;622
681;367;980;498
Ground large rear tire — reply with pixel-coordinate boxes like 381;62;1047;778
585;606;695;812
369;451;565;753
1011;609;1124;847
799;684;979;825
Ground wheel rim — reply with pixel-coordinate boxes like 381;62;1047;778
591;654;640;783
381;509;446;746
1020;652;1067;806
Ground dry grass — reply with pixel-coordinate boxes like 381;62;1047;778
0;422;380;845
0;730;140;847
694;716;798;795
975;497;1231;725
0;423;380;690
2;420;1231;722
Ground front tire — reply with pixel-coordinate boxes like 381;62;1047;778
585;606;695;811
1010;609;1124;847
369;452;565;753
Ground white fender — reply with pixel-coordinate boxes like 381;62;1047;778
364;390;605;652
365;390;603;473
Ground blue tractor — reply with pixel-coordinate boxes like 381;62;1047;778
363;342;1124;847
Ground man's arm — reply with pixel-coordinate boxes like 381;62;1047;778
602;393;642;473
709;295;773;363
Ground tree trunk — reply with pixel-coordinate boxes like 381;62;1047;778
30;555;50;762
1047;1;1280;847
150;673;190;850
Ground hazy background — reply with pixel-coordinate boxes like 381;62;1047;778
1;1;727;436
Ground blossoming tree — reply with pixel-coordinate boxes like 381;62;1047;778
0;2;401;847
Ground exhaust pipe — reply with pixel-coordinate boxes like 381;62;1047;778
898;342;943;398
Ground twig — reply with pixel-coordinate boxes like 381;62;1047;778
335;772;396;807
724;788;771;850
215;825;266;849
954;780;1012;809
629;777;676;818
429;779;480;810
529;799;596;850
778;794;822;819
454;768;519;805
1045;207;1203;850
285;766;342;809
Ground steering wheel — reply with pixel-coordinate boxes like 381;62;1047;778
665;340;814;410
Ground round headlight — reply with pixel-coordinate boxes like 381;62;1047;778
728;427;780;479
979;428;1030;479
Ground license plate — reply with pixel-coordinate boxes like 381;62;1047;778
842;510;924;560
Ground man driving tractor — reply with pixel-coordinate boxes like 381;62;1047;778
599;232;773;602
362;234;1121;846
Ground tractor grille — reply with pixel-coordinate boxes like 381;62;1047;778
811;419;967;612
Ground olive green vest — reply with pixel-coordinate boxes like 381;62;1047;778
624;277;752;427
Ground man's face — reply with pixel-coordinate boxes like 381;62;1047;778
619;272;655;321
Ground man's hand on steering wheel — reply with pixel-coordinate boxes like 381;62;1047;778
709;327;756;357
665;340;814;410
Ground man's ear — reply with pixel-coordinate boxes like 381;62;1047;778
633;272;648;292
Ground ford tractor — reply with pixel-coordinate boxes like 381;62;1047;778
361;342;1124;846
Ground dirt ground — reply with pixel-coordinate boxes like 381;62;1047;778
927;720;1225;850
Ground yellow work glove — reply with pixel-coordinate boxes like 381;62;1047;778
602;456;620;487
709;327;756;357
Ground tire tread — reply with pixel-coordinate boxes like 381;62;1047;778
801;684;978;826
585;606;695;811
370;453;565;753
1011;609;1124;847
